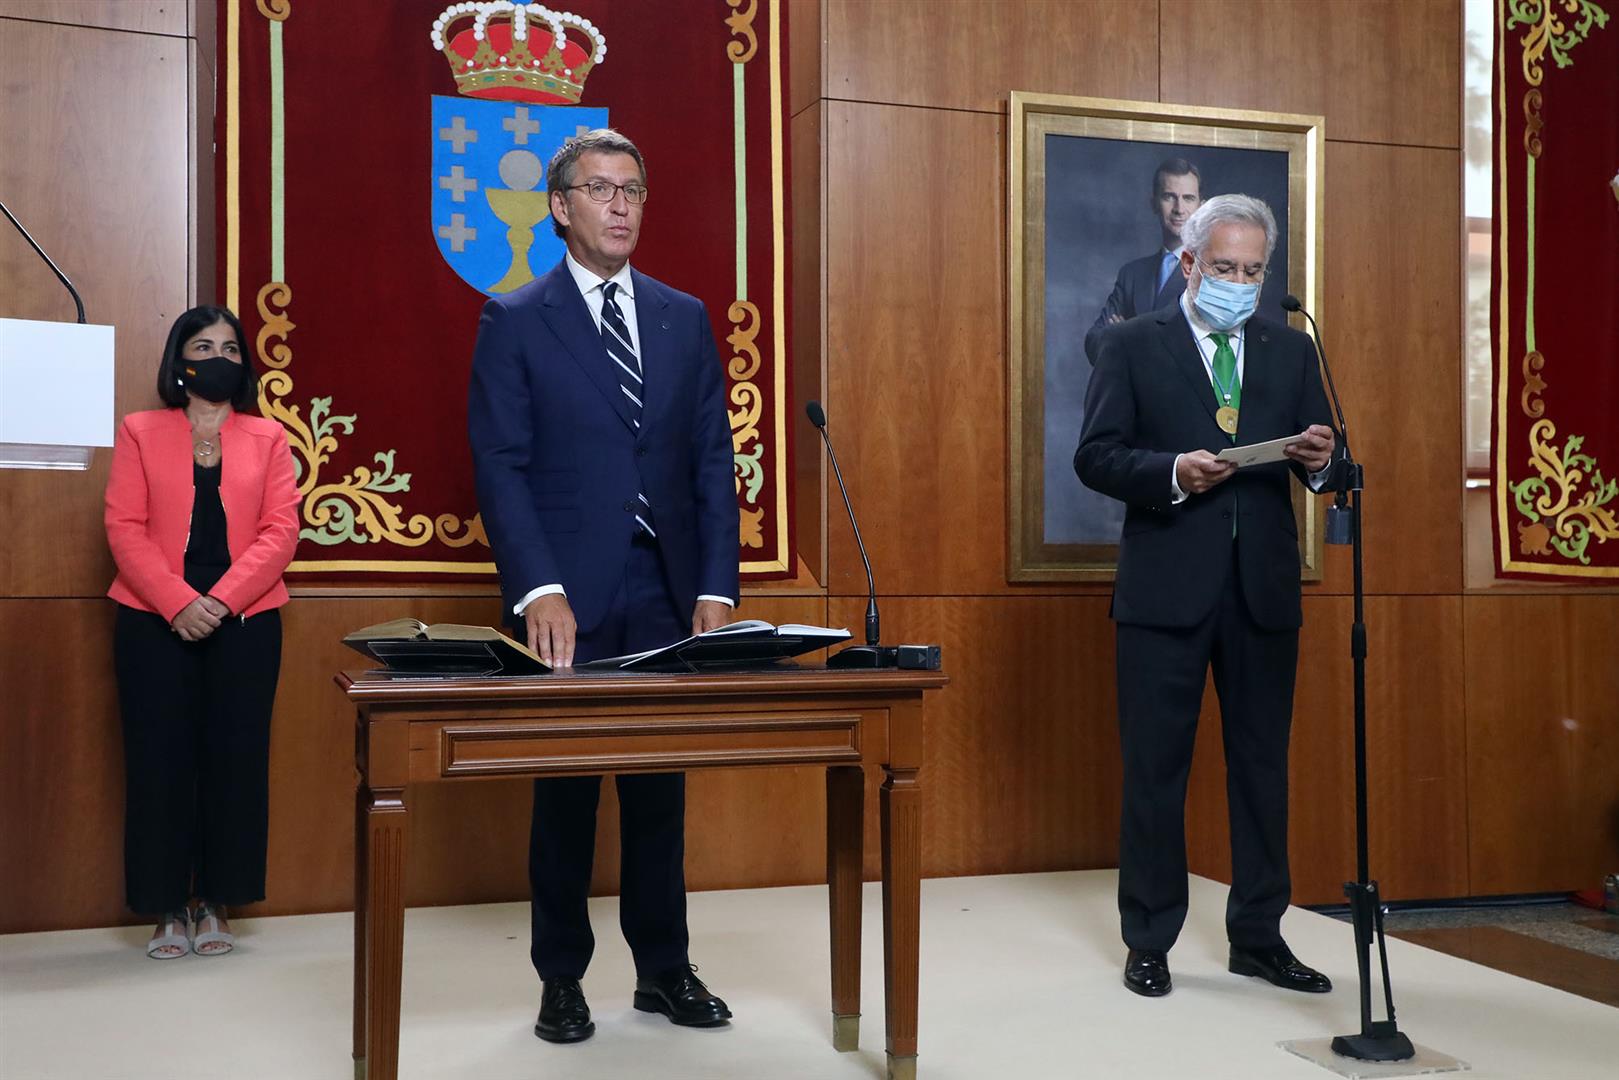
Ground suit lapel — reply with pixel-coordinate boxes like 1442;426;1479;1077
535;261;637;432
1156;306;1221;431
631;269;674;429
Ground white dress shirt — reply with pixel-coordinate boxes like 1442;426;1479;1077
1169;291;1331;503
514;253;735;616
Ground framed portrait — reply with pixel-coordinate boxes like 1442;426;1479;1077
1008;93;1326;582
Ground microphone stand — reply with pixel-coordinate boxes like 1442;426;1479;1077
806;402;899;668
1290;300;1415;1063
1;198;87;324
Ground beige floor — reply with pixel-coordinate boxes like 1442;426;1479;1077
2;870;1615;1080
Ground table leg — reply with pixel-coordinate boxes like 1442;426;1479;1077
881;765;920;1080
361;785;408;1080
353;783;369;1078
826;765;864;1051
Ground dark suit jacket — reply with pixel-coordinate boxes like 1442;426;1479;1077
1084;250;1187;365
468;260;740;632
1073;305;1332;632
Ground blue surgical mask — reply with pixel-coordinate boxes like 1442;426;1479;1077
1192;270;1260;331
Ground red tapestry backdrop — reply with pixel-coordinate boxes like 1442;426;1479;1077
219;0;793;580
1491;0;1619;579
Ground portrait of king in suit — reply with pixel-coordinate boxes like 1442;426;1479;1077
1035;132;1294;552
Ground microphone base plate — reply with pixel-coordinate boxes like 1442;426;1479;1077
827;645;942;670
828;646;900;669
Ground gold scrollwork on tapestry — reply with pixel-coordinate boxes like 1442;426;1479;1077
740;507;765;548
256;0;291;21
1520;350;1547;418
725;300;765;547
1507;0;1610;86
724;0;759;63
255;282;295;369
1510;418;1619;563
250;279;488;551
1522;89;1544;157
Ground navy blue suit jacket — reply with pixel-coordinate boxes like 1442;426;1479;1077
1084;250;1187;365
1073;306;1332;632
468;260;740;633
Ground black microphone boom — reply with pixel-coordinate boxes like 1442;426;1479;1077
806;400;893;667
1282;294;1348;454
1;198;86;324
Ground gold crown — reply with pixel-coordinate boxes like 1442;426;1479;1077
431;2;606;105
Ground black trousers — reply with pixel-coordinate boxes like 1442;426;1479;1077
114;604;282;915
1114;547;1299;952
526;532;691;981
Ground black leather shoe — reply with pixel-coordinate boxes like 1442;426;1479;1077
633;964;733;1027
1123;948;1172;997
1229;942;1333;993
535;977;595;1043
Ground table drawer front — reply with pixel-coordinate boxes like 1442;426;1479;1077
427;713;867;778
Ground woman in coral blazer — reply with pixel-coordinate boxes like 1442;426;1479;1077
104;305;299;959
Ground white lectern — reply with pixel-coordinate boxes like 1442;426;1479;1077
0;317;115;469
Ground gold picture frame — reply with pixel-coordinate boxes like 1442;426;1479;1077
1008;92;1326;582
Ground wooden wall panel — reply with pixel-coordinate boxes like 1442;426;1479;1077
825;0;1157;113
0;595;840;932
825;102;1011;597
1316;142;1466;595
1464;596;1619;895
0;601;125;933
791;100;826;584
787;0;822;118
0;2;187;36
831;595;1122;879
0;18;190;597
1185;596;1471;906
1161;0;1462;149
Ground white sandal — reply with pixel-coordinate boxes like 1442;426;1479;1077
145;910;191;959
191;902;234;956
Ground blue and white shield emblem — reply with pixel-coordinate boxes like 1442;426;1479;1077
431;97;608;295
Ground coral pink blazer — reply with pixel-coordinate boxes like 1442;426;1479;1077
105;408;300;621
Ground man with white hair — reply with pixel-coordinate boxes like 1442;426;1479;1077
1073;193;1339;999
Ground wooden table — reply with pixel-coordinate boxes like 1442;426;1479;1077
338;665;948;1080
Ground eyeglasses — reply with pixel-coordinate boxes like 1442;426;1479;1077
1198;257;1267;283
565;180;649;205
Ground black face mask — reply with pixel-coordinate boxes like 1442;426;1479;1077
179;356;244;403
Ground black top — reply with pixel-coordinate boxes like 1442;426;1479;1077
183;463;232;594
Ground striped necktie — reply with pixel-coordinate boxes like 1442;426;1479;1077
600;281;654;537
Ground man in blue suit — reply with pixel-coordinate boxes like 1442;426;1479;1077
468;129;740;1045
1084;158;1203;365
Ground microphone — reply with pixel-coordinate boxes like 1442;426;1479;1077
806;400;884;661
1282;294;1358;545
804;402;942;671
1;198;87;324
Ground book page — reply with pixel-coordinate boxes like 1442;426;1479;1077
344;617;428;642
775;624;851;638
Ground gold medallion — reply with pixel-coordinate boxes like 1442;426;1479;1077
1216;406;1239;435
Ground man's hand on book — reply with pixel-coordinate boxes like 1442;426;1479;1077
692;599;730;636
524;594;577;668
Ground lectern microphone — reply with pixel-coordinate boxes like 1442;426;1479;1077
1;198;86;324
804;402;939;670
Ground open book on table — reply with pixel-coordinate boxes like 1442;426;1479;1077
342;619;549;676
576;619;851;673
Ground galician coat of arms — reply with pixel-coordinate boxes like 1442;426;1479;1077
430;2;608;295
